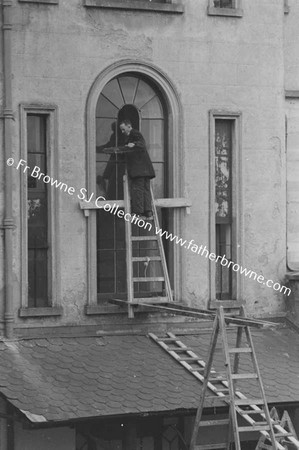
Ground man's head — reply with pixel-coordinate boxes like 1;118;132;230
120;120;132;136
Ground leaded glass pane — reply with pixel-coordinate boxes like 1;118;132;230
119;76;139;104
27;114;49;307
215;120;232;222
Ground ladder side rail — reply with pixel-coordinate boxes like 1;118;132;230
150;186;173;302
218;307;242;450
123;173;134;318
189;315;221;450
151;332;231;399
244;325;278;449
150;332;288;450
232;309;244;376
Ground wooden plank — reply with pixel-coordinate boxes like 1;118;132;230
133;277;164;282
238;425;270;432
130;297;169;305
79;197;191;210
132;256;161;262
194;443;227;450
231;373;258;380
131;236;157;241
228;348;252;353
198;419;230;427
234;399;264;406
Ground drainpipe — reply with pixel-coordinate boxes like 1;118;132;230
2;0;14;339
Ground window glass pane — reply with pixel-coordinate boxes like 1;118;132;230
140;95;164;119
214;0;234;7
27;115;49;307
216;224;232;299
97;249;115;293
215;120;232;222
96;75;166;298
141;119;164;163
27;115;46;153
101;78;124;109
96;118;118;148
134;80;156;110
96;94;119;118
28;249;48;307
119;76;139;105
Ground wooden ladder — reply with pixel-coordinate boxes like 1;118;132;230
150;307;299;450
256;407;299;450
123;174;173;318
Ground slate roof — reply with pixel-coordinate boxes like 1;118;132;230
0;325;298;424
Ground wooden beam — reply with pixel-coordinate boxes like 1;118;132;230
79;197;191;211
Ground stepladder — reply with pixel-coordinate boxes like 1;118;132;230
256;408;299;450
188;306;299;450
123;172;173;318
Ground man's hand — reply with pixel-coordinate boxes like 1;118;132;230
126;143;135;148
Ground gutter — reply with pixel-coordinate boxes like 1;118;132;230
2;0;14;339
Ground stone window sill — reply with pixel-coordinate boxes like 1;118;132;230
286;272;299;282
207;6;243;17
285;90;299;99
85;304;154;315
83;0;184;13
19;306;63;318
18;0;58;4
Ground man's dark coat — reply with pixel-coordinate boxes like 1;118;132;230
124;129;155;179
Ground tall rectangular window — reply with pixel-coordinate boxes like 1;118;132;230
215;120;233;299
27;115;49;307
20;105;61;317
209;112;242;304
286;100;299;271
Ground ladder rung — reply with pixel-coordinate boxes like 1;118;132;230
236;407;264;415
213;387;230;392
209;375;227;381
231;373;258;379
179;356;201;362
228;347;252;353
205;395;230;401
131;236;157;241
190;367;205;372
234;398;265;406
198;419;230;427
132;256;161;262
130;297;169;305
274;432;294;438
238;425;270;432
194;443;227;450
133;277;164;282
168;348;193;352
157;338;177;342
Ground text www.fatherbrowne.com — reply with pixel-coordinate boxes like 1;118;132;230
8;158;291;297
155;228;291;297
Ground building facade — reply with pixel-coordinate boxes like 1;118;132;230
0;0;299;449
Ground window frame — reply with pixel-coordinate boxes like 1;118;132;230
19;104;62;317
83;0;184;14
18;0;58;4
209;110;243;306
85;61;184;315
207;0;243;17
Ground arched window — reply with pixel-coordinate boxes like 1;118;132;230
95;74;167;300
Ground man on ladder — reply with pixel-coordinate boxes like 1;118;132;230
120;119;155;220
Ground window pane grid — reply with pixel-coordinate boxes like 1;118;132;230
27;115;50;307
